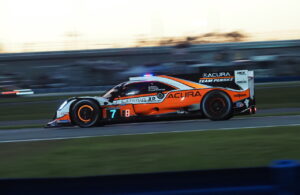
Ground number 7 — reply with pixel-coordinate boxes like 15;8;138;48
110;109;116;118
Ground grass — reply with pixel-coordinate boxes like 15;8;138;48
0;83;299;121
256;81;300;88
256;86;300;109
0;124;43;130
0;95;96;121
0;125;300;178
0;102;57;121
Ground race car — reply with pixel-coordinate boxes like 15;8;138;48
46;70;255;128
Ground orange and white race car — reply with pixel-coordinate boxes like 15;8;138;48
46;70;256;128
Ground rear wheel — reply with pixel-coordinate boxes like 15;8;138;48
201;90;233;121
71;99;101;128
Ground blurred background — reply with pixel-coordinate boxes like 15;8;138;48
1;0;300;181
0;0;300;123
0;0;300;92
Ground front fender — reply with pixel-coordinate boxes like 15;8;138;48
45;96;110;128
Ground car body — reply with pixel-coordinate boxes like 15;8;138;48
46;70;256;128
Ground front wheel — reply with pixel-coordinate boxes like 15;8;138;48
201;90;233;121
71;99;101;128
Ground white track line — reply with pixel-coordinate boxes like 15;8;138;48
1;123;300;143
105;115;300;127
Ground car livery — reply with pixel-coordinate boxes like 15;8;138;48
46;70;256;128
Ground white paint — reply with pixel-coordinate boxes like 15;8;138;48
129;76;193;90
234;70;249;90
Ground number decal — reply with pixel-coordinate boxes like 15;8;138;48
110;109;116;118
125;109;130;117
107;109;120;119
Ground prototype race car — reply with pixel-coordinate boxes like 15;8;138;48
46;70;256;128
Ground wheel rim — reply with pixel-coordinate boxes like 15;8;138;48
209;97;226;114
203;92;231;119
77;105;94;123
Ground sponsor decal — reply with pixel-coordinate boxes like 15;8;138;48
156;93;164;99
117;96;160;104
202;72;231;78
200;72;234;83
167;91;201;98
234;94;247;98
199;78;233;83
148;86;165;92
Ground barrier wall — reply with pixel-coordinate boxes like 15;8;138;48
1;160;299;195
0;40;300;88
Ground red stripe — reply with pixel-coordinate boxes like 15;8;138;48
2;91;18;95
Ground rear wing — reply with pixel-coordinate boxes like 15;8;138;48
172;69;254;97
198;70;253;90
198;70;255;101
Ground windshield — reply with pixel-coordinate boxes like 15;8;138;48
102;83;124;99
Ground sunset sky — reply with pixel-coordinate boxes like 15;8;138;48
0;0;300;52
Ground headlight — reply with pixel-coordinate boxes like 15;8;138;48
58;100;68;110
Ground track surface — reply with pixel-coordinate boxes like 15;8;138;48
1;107;300;127
0;115;300;143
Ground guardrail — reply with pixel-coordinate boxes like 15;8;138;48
1;160;299;195
0;89;34;98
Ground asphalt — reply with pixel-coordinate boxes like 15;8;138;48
1;107;300;127
0;115;300;143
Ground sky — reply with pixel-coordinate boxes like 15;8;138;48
0;0;300;52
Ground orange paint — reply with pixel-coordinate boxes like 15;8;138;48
77;105;94;123
102;88;250;117
56;114;71;121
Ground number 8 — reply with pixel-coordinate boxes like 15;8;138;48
125;109;130;117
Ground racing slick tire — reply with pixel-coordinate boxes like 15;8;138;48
201;90;233;121
71;99;101;128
